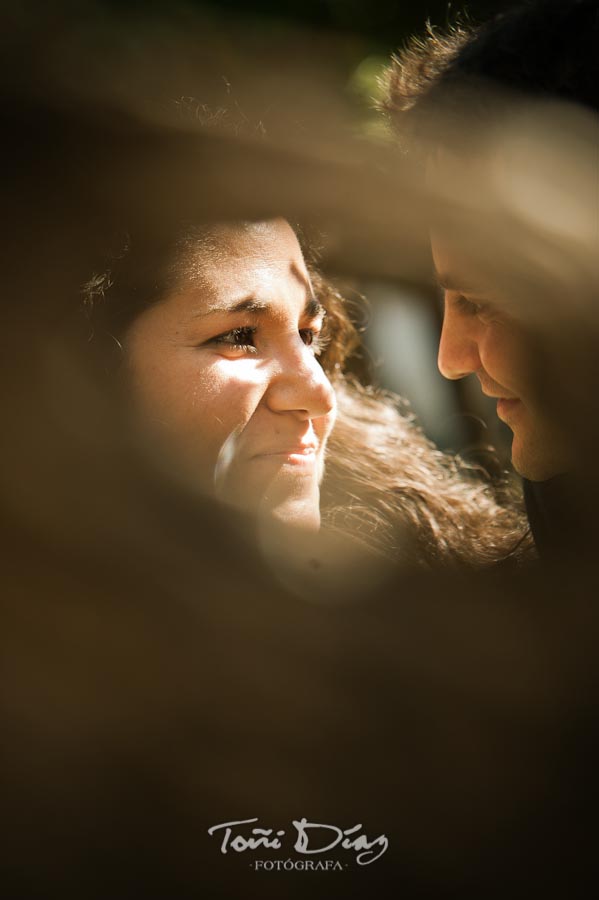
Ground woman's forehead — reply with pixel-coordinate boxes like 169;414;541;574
196;218;301;257
180;219;308;289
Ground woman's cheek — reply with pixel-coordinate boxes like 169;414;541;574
160;361;217;424
185;360;265;449
326;394;338;435
315;393;337;448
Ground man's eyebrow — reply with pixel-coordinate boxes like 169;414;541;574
434;271;484;294
435;271;463;291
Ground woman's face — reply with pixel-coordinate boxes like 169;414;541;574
126;219;336;530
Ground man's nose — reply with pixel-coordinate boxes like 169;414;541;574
438;296;482;380
266;343;336;420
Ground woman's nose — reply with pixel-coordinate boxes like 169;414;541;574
438;296;483;380
266;343;336;420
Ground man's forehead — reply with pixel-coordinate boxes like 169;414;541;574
434;269;486;294
430;230;491;295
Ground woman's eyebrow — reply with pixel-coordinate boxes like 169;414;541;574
305;296;325;319
191;296;270;318
192;294;324;319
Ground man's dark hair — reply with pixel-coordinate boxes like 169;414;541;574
383;0;599;137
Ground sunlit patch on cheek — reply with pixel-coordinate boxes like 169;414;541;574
200;360;268;496
319;394;337;441
214;423;245;498
207;362;265;427
327;396;338;432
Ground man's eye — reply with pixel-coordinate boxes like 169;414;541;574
211;326;258;353
455;295;493;318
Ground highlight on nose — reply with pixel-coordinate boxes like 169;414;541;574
437;304;482;380
267;345;336;419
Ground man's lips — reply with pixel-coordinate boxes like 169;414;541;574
479;384;522;421
495;397;522;421
480;385;519;402
480;387;520;401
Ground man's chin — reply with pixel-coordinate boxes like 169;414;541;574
511;431;572;482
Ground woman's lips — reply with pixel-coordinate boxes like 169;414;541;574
251;446;318;465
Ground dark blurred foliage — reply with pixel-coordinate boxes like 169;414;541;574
102;0;503;47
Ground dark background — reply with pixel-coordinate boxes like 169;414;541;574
104;0;505;45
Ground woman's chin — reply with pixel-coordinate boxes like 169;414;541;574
265;499;321;533
220;473;322;532
256;497;323;587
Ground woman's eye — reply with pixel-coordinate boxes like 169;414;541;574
208;324;330;357
211;326;258;354
300;328;330;357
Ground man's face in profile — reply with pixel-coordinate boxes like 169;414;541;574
431;233;574;482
